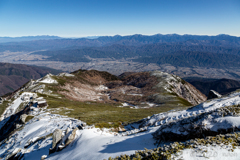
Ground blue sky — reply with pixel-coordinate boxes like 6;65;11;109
0;0;239;37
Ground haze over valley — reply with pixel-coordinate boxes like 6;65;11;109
1;34;240;81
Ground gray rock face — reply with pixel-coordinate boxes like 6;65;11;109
171;81;207;105
51;129;62;151
49;127;79;154
20;114;28;124
65;127;78;146
151;71;207;105
66;127;71;135
207;90;222;100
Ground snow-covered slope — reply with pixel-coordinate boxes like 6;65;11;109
45;91;240;159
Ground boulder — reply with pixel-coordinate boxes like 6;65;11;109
49;129;62;154
207;90;222;100
65;127;78;146
66;127;71;135
20;114;28;124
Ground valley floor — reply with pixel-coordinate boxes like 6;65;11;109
1;51;240;80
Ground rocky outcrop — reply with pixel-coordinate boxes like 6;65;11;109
166;76;207;105
150;71;207;105
207;90;222;100
49;127;80;154
20;114;28;124
49;129;63;154
65;127;78;146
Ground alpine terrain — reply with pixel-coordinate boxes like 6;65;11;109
1;69;240;159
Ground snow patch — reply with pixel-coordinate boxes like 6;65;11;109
57;73;75;77
40;74;58;84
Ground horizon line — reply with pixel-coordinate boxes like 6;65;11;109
0;33;240;38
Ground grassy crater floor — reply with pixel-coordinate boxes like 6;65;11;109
39;93;189;128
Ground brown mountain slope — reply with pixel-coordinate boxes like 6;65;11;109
56;70;206;107
0;62;61;96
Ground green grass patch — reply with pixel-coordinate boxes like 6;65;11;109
177;97;193;106
38;93;188;128
25;115;34;123
51;75;68;86
0;101;9;117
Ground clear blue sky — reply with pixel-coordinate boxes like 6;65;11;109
0;0;239;37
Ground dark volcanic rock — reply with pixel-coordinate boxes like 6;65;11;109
207;90;222;100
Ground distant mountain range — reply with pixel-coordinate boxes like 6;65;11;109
0;35;61;43
1;34;240;51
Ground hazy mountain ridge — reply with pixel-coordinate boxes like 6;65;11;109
134;51;240;68
1;34;240;51
31;43;240;64
0;35;61;43
0;63;61;96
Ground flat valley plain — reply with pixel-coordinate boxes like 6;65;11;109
2;50;240;81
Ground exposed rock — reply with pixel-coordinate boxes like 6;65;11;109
52;129;63;149
41;155;47;160
107;71;206;107
207;90;222;100
49;129;63;154
65;127;78;146
6;148;23;160
20;114;28;124
151;71;207;105
66;127;71;135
